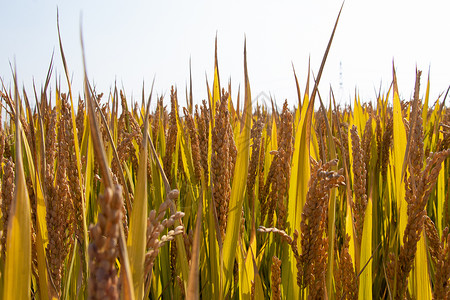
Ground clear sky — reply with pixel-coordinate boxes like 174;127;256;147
1;1;449;110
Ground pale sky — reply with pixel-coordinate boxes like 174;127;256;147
1;1;449;110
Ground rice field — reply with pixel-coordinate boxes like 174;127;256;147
1;11;450;300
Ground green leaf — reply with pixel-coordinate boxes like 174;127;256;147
127;106;150;300
392;83;407;248
223;40;252;289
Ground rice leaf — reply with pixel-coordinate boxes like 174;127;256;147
84;131;95;221
238;241;251;299
126;99;151;300
21;125;51;299
239;227;257;299
317;88;338;298
223;39;252;288
358;197;373;299
436;145;445;235
285;73;308;300
392;71;407;248
212;36;221;122
250;249;264;300
57;15;89;292
3;73;31;300
292;63;302;111
411;232;432;299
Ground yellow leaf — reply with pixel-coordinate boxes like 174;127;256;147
411;232;432;299
345;201;356;269
3;90;31;300
127;111;149;299
223;40;252;288
21;129;50;299
393;91;407;246
358;198;372;299
239;234;256;299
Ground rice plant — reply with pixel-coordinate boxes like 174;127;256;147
1;7;450;300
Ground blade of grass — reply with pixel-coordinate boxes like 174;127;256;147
22;89;36;166
80;26;135;300
125;88;151;299
391;66;407;296
317;86;338;299
411;232;432;299
250;249;264;300
358;195;373;299
292;63;302;111
392;66;408;249
285;4;343;298
186;195;202;300
32;78;52;300
57;15;89;287
212;35;221;122
20;121;52;300
239;190;258;300
223;39;252;290
331;88;358;268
